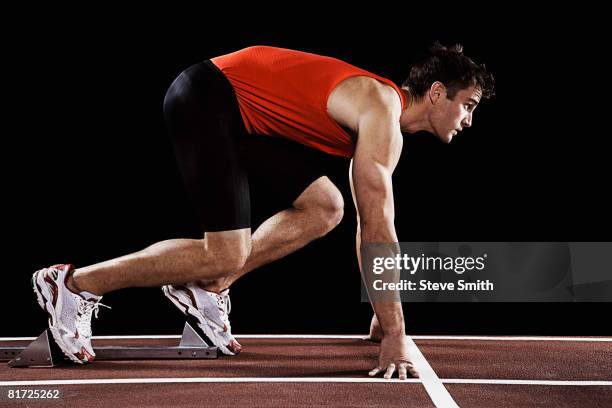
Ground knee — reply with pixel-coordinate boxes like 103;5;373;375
197;236;251;279
294;177;345;237
311;190;345;235
209;246;250;279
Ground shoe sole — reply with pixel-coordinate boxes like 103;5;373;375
32;270;92;364
162;286;236;355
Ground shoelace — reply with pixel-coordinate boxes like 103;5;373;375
222;292;231;316
75;297;111;338
214;292;232;329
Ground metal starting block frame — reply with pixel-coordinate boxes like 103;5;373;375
1;322;218;367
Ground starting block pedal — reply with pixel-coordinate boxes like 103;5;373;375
1;322;217;367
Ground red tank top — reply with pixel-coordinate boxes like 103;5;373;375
211;46;406;158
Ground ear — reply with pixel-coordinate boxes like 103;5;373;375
428;82;446;104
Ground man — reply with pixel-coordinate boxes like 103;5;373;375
32;43;494;379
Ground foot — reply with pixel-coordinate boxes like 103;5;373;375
162;283;242;355
32;264;109;364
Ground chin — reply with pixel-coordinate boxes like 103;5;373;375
433;131;453;144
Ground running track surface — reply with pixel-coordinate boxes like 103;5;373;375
1;334;611;407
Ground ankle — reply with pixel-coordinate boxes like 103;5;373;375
67;270;103;297
65;273;82;294
196;278;230;294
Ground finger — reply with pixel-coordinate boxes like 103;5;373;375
384;363;396;379
408;364;419;378
369;367;382;377
398;360;419;378
398;363;408;380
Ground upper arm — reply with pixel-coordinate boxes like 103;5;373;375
350;87;403;239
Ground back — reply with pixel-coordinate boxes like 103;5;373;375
212;46;405;158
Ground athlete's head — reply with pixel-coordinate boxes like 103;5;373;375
402;42;495;143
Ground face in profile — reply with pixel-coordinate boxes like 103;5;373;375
430;84;482;143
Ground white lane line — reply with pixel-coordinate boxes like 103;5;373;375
2;335;612;342
3;377;606;388
442;379;612;386
406;336;459;408
0;378;421;386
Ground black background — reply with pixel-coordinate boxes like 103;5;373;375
4;7;610;336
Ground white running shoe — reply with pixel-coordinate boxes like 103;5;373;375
32;264;109;364
162;283;242;355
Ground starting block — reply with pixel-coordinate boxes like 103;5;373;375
1;322;217;367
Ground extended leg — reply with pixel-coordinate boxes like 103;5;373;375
68;229;251;295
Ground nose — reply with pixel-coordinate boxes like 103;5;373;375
462;113;473;128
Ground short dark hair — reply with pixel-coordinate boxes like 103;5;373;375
402;42;495;101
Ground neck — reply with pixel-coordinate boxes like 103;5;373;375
399;88;434;134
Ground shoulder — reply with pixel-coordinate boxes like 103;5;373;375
328;76;402;130
335;75;399;100
350;77;402;116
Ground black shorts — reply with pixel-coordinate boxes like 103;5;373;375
163;60;343;232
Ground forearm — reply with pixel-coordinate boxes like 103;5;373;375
361;217;398;243
370;300;405;336
359;221;405;336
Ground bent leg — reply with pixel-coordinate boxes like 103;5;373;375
204;176;344;291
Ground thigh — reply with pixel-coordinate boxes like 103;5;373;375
164;61;251;233
239;135;345;214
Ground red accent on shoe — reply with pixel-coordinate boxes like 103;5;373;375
75;347;95;363
51;264;74;271
228;339;242;354
61;264;77;293
43;271;59;306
